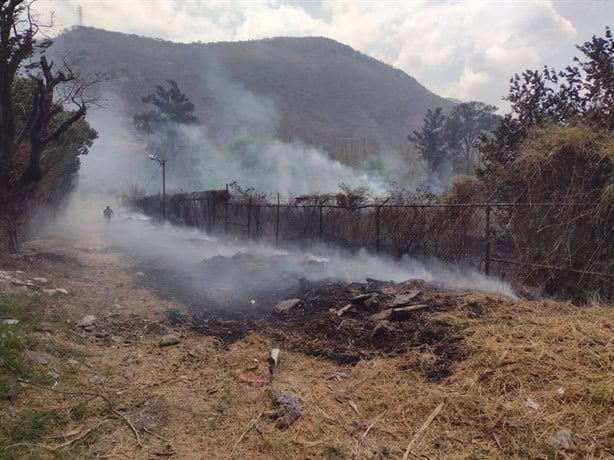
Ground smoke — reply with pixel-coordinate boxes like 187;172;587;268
54;60;515;315
57;210;514;305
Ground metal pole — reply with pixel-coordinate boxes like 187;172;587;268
319;204;323;242
275;193;280;245
484;204;491;276
224;184;229;235
376;206;381;253
161;160;166;221
247;196;252;239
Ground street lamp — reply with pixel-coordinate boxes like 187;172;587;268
148;154;166;221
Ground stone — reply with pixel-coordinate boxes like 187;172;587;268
159;334;180;347
77;315;97;328
25;349;51;365
274;298;301;313
2;319;19;325
551;428;574;450
89;375;103;385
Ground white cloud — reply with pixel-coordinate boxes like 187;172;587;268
32;0;609;110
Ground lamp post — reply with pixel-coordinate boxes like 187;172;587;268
148;155;166;221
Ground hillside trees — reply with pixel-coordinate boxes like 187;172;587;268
407;108;447;181
0;0;99;251
133;80;199;186
409;103;499;181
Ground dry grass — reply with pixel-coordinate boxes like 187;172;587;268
1;238;612;459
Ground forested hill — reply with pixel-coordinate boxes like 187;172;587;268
52;27;454;157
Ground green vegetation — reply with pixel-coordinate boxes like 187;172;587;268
0;410;67;458
0;296;54;400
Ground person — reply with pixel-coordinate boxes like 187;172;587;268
103;205;114;222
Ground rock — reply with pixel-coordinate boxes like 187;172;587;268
2;319;19;325
42;289;57;296
271;392;301;429
89;375;103;385
32;277;49;284
25;349;51;365
274;298;301;313
551;428;574;450
159;334;180;347
525;398;540;410
55;288;69;295
134;272;145;277
77;315;97;328
47;370;60;380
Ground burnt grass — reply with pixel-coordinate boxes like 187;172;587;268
135;254;466;382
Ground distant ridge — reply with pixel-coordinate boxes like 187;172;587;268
52;27;454;160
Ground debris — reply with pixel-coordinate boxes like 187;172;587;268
327;372;349;380
402;402;444;460
134;272;145;277
250;299;256;306
67;358;80;366
274;298;302;313
369;304;429;321
25;350;51;365
42;289;58;296
32;277;49;284
47;370;60;380
551;428;574;450
349;400;360;416
556;386;566;396
350;293;372;303
525;398;540;410
2;319;19;325
271;392;301;428
391;290;421;307
335;304;353;317
55;288;69;295
77;315;97;328
159;334;180;347
269;348;280;378
237;373;266;387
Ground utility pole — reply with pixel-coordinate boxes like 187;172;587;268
148;155;167;221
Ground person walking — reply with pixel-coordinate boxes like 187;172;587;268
103;205;114;223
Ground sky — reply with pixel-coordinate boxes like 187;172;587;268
33;0;613;110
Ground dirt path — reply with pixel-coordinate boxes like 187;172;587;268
1;234;612;459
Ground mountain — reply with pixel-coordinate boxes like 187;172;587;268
51;27;454;162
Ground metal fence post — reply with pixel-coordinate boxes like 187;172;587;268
484;204;491;276
319;204;323;242
247;196;252;239
275;193;280;245
375;206;381;253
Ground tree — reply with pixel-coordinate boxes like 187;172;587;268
408;107;447;180
133;80;199;184
480;27;613;175
444;102;499;174
0;1;99;251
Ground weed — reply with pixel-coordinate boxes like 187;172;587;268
165;308;186;325
0;410;67;457
323;444;346;459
